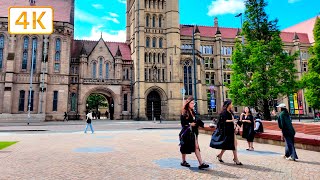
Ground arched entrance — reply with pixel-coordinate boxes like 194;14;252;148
86;93;113;120
146;91;161;120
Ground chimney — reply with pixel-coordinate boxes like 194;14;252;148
214;17;218;27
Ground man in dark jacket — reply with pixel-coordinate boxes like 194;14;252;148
275;103;298;161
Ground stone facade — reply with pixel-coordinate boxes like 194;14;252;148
0;0;314;121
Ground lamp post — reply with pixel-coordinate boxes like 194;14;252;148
27;39;36;125
40;35;48;114
182;25;198;114
235;13;244;44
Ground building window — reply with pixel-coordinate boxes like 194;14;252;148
159;16;162;27
71;93;77;112
149;52;152;63
22;36;29;70
105;63;109;79
158;53;161;63
300;51;309;59
31;37;37;72
153;0;155;8
224;73;231;84
145;53;148;63
149;68;151;81
99;58;103;78
158;0;160;9
159;38;163;48
123;94;128;111
162;1;164;9
0;34;4;70
18;90;25;111
205;72;215;85
157;69;160;81
162;69;165;81
146;37;150;48
223;58;232;70
153;53;156;63
221;46;233;56
54;38;61;72
53;91;58;111
162;53;165;63
145;0;147;8
146;14;150;27
184;61;192;95
152;37;156;48
145;68;148;81
152;15;156;27
303;62;308;72
149;0;151;8
201;46;213;54
28;90;34;111
225;90;229;99
92;62;96;78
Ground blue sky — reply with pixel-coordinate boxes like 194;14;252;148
74;0;320;42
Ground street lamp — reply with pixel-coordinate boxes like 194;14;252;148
40;35;48;114
182;25;198;114
27;39;37;125
235;13;244;44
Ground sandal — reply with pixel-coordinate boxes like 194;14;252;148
198;163;209;169
180;161;190;167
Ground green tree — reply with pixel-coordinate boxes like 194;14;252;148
86;94;108;112
229;0;298;120
302;17;320;112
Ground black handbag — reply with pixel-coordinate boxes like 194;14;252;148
210;119;227;149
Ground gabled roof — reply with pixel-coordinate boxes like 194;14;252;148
0;0;74;24
180;24;310;43
72;40;132;60
283;16;318;44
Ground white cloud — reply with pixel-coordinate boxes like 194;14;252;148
207;0;245;16
77;25;126;42
75;8;100;24
102;16;120;24
118;0;126;4
109;12;119;17
92;4;104;9
288;0;301;3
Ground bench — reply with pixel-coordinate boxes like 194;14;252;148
199;121;320;152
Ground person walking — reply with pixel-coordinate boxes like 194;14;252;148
179;96;209;170
274;103;298;161
63;112;68;121
240;107;255;151
84;111;94;134
210;99;243;165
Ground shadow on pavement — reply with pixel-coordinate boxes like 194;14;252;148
297;160;320;166
188;167;239;178
222;163;283;173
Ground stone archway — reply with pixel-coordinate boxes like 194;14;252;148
145;86;168;120
80;87;119;120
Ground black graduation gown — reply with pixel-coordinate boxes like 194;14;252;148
242;115;255;142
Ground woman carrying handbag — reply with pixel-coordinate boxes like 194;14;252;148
179;96;209;170
210;100;243;165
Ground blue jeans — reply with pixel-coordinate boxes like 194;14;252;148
84;123;94;133
284;135;298;160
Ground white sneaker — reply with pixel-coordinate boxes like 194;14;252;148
286;157;296;161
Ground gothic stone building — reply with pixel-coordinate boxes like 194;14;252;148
0;0;313;121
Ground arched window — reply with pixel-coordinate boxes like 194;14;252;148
105;63;109;79
0;35;4;69
153;0;155;8
149;52;152;63
149;0;151;8
146;37;150;47
145;0;147;8
153;53;156;63
162;0;164;9
99;58;103;78
152;37;156;48
18;90;25;111
162;53;165;64
54;38;61;72
152;15;156;27
159;16;162;27
31;37;37;72
158;53;160;63
159;38;163;48
158;0;160;9
92;61;96;78
145;53;148;63
146;14;150;27
22;36;29;70
183;60;192;95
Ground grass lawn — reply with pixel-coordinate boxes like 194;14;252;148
0;141;17;150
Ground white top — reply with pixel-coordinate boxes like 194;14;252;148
86;112;93;120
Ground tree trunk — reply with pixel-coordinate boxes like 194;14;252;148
263;99;271;121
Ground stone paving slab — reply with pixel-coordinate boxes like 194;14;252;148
0;129;320;180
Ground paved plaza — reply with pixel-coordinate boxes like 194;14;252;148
0;121;320;180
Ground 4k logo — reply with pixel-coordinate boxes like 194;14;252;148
8;6;54;34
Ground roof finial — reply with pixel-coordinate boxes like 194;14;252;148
100;32;103;39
